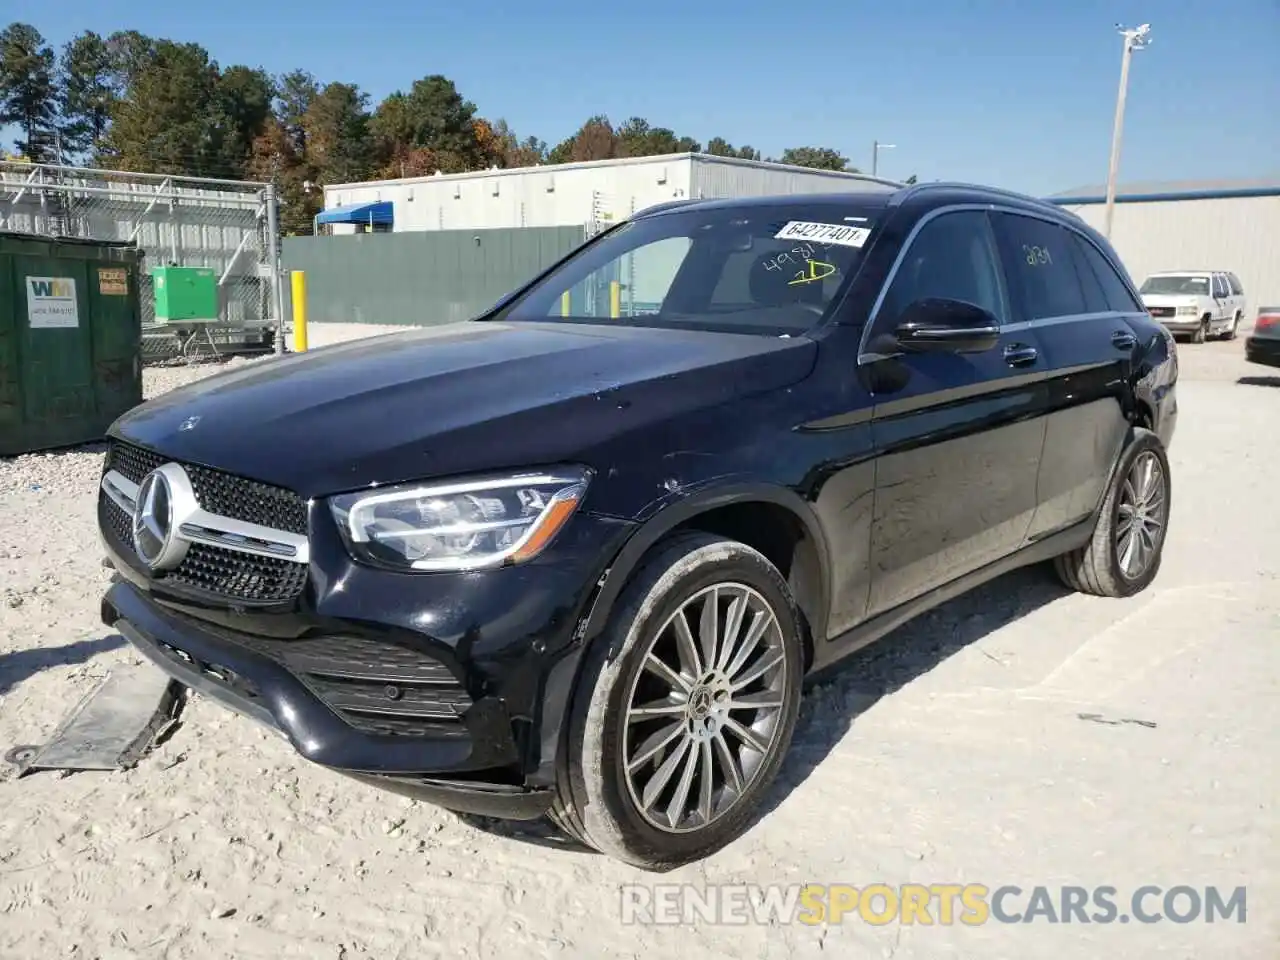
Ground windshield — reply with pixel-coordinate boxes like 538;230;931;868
492;202;881;335
1140;275;1209;295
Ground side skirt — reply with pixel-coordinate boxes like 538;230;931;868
809;519;1093;674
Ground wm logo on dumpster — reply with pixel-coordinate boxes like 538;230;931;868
28;278;75;299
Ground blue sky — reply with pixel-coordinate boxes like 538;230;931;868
6;0;1279;195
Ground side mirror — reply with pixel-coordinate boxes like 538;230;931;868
892;298;1001;354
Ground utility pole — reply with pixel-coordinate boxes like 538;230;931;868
872;140;896;177
1104;23;1152;238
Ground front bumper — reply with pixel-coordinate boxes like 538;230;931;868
1245;335;1280;368
1154;317;1206;335
100;505;636;819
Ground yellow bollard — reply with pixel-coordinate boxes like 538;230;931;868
561;290;570;317
291;270;307;352
609;280;621;319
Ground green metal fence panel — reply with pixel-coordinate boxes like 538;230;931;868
282;226;586;326
0;232;143;456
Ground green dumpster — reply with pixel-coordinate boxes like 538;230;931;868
0;232;144;456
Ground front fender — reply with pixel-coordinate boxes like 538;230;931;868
580;479;832;646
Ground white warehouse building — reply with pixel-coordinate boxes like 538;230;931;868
318;152;899;235
1051;177;1280;309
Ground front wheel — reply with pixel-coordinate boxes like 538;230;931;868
550;532;804;870
1190;317;1208;344
1054;427;1171;598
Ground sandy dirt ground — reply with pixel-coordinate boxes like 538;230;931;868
1;324;1276;959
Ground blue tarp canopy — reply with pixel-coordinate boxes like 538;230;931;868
316;201;393;226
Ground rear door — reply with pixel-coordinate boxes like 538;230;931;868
1211;273;1231;325
860;208;1048;616
1228;272;1246;319
990;212;1139;541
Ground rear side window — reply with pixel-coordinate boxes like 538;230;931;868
1071;234;1144;313
1228;273;1244;295
991;213;1087;321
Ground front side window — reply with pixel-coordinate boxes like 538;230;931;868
1212;274;1229;297
495;202;883;335
990;213;1087;320
877;210;1006;326
1140;275;1210;296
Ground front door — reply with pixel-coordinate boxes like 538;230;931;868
859;209;1048;617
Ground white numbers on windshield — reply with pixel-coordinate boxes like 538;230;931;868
763;241;832;272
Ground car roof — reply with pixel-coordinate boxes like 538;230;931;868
632;181;1076;223
632;189;898;220
1146;270;1228;276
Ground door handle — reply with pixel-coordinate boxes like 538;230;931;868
1003;343;1038;367
1111;330;1138;350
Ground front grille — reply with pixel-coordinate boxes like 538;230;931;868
101;496;309;604
106;440;309;536
166;542;310;603
101;439;310;605
1147;306;1176;319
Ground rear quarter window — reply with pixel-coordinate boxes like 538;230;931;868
1071;235;1144;313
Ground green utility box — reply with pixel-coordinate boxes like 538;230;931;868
0;232;144;456
152;265;218;322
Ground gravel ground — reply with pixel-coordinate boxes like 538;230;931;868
0;328;1276;959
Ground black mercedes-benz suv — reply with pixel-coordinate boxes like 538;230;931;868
98;181;1178;869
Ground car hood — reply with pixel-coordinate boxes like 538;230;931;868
1141;293;1205;308
111;320;818;497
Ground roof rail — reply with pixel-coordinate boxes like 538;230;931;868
887;180;1065;213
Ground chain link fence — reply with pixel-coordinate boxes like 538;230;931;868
0;161;282;361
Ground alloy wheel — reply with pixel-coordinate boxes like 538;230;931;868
621;582;788;834
1115;451;1167;579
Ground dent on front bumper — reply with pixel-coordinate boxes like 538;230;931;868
100;506;636;819
103;581;557;818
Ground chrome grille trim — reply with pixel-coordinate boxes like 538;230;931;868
101;468;310;565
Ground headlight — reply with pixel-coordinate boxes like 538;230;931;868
329;467;591;572
1176;305;1200;316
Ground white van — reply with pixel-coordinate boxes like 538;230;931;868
1138;270;1248;343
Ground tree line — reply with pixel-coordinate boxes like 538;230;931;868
0;22;914;234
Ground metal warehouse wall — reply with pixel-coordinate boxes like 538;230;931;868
323;154;897;234
325;156;696;233
1061;196;1280;308
689;156;888;200
282;225;585;325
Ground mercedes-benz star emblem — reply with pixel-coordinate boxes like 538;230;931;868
132;466;192;571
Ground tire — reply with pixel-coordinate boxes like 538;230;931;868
1190;317;1208;344
1054;427;1171;598
551;531;804;870
1223;312;1241;341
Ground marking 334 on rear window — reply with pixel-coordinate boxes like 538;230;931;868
774;221;871;248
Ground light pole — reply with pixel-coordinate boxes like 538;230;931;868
872;141;896;177
1104;23;1152;238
